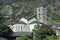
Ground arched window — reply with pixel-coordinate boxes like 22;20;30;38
39;13;41;19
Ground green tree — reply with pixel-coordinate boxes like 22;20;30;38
44;36;57;40
0;13;12;36
17;36;27;40
18;33;33;40
33;24;57;40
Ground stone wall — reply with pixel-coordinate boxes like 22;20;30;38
0;37;8;40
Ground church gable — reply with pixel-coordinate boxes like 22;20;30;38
29;18;37;23
20;17;28;23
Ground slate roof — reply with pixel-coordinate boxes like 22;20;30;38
27;14;37;21
15;21;27;25
29;20;43;24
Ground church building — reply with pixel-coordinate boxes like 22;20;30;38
9;6;47;33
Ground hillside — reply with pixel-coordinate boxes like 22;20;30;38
0;0;60;24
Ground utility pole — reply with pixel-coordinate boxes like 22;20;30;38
50;13;52;24
33;30;35;40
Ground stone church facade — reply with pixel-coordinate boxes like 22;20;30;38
9;6;47;32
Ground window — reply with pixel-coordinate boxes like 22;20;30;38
39;13;40;15
39;13;41;19
39;9;40;12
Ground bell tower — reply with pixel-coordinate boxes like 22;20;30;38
36;6;47;24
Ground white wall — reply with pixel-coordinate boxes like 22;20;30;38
29;24;37;32
11;24;28;32
56;30;59;36
20;17;28;23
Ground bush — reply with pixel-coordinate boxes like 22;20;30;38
44;36;57;40
17;36;27;40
